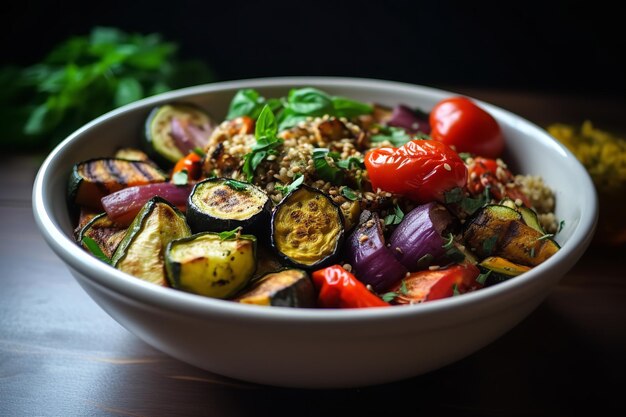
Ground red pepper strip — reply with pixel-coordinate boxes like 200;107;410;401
312;265;390;309
172;151;203;181
388;263;481;305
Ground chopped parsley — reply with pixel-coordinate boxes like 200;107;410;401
275;174;304;195
442;232;466;263
225;179;248;191
452;283;461;296
384;204;405;226
341;186;358;201
218;227;242;241
482;235;498;256
381;279;409;302
476;270;492;285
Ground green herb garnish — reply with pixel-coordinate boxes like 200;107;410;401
275;174;304;195
242;105;283;181
482;235;498;255
537;233;555;241
312;148;344;183
476;270;491;285
557;220;565;234
226;89;282;120
225;179;248;191
81;236;112;264
371;125;412;147
381;280;408;302
278;87;372;131
384;205;405;226
442;232;466;263
416;253;434;269
218;227;242;241
452;283;461;296
444;186;490;216
341;187;358;201
172;169;188;186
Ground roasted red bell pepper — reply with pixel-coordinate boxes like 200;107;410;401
172;150;203;182
312;265;390;309
387;262;481;305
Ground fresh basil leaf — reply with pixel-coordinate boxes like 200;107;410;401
115;77;143;106
336;156;364;170
286;88;333;115
384;205;405;226
331;96;373;117
255;105;278;139
276;174;304;195
312;148;344;183
227;89;263;120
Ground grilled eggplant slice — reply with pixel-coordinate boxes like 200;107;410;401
463;204;559;267
78;213;127;259
68;158;167;210
271;185;345;269
478;256;531;286
112;197;191;286
186;178;271;234
234;269;315;307
165;232;256;299
144;102;214;165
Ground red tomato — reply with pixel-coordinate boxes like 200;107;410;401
365;139;467;203
467;156;531;207
388;263;481;304
430;97;504;158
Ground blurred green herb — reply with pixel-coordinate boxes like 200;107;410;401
1;26;214;151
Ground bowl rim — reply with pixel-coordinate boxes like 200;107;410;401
32;76;598;324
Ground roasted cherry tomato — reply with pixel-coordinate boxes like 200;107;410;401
365;139;467;203
387;263;481;304
172;151;203;181
312;265;390;308
467;156;531;207
430;97;504;159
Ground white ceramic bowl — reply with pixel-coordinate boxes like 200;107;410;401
32;77;597;388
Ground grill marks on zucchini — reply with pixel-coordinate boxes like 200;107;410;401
271;185;345;269
112;197;191;286
187;178;271;233
68;158;167;210
165;232;256;299
78;213;127;259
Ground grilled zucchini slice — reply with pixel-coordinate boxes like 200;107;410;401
77;213;127;259
271;185;345;269
186;178;271;234
165;232;256;299
68;158;167;210
111;197;191;286
144;102;214;165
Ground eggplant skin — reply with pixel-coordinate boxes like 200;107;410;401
233;269;315;307
271;186;345;270
463;205;559;267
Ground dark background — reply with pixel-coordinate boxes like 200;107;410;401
3;1;625;97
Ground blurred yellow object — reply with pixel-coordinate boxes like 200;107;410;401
548;121;626;245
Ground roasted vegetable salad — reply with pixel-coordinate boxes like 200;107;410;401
69;88;561;309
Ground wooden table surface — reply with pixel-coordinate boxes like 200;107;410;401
1;88;625;417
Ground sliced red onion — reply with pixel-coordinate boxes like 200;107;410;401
102;182;192;226
345;212;408;292
170;117;214;155
389;202;453;271
387;104;431;135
